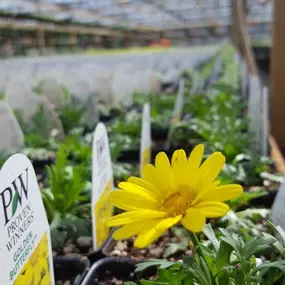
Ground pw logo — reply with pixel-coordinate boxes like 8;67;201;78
0;168;29;225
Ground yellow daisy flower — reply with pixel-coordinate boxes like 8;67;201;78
106;144;243;248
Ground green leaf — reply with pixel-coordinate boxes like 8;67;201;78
252;260;285;275
228;190;267;211
125;282;137;285
236;208;270;220
260;171;284;183
248;275;264;283
203;223;219;251
49;211;62;230
183;256;195;268
163;239;189;258
216;240;233;273
199;244;216;275
268;220;285;247
140;281;167;285
172;226;191;239
135;260;175;273
189;262;212;285
219;228;243;258
262;232;285;259
12;192;19;216
157;268;173;282
242;235;276;259
199;256;214;285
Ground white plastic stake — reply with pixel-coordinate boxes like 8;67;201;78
0;154;54;285
190;72;200;96
92;123;114;250
272;179;285;229
140;103;151;176
241;60;248;99
248;75;262;152
167;78;185;143
261;87;269;156
171;78;185;126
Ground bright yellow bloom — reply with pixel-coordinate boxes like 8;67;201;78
106;145;243;248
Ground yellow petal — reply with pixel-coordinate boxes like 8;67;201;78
188;144;204;172
110;190;157;211
171;149;189;188
127;176;160;197
194;201;229;218
134;215;182;248
171;149;187;166
181;208;206;232
106;210;167;227
186;144;205;189
155;152;171;168
199;184;243;203
155;152;175;195
142;164;164;193
112;219;159;240
197;152;225;189
118;182;158;202
191;182;217;205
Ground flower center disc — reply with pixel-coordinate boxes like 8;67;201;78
159;190;194;217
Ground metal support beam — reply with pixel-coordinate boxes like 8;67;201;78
270;0;285;150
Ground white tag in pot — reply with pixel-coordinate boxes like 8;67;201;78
190;72;200;96
0;102;24;154
166;78;185;145
272;179;285;230
248;75;262;152
92;123;114;249
171;78;185;126
140;103;151;176
241;60;248;99
0;154;54;285
40;77;64;109
261;87;269;157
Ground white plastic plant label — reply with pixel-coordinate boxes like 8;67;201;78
92;123;114;249
248;75;262;152
261;87;269;156
272;180;285;229
140;103;151;176
190;72;199;96
241;60;248;99
171;78;185;125
166;78;185;145
0;154;54;285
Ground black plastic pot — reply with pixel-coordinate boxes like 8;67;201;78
117;143;173;163
32;159;55;182
117;149;140;163
151;145;173;162
53;255;90;285
86;227;119;265
32;158;55;170
252;46;270;75
151;126;169;141
80;257;136;285
80;256;157;285
161;82;179;93
249;189;278;209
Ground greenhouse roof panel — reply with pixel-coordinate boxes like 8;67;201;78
0;0;274;29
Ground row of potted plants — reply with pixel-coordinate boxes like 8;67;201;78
0;44;283;284
80;45;285;284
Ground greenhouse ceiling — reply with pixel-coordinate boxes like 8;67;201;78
0;0;273;30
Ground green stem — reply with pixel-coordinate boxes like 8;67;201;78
189;232;217;285
189;232;205;258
